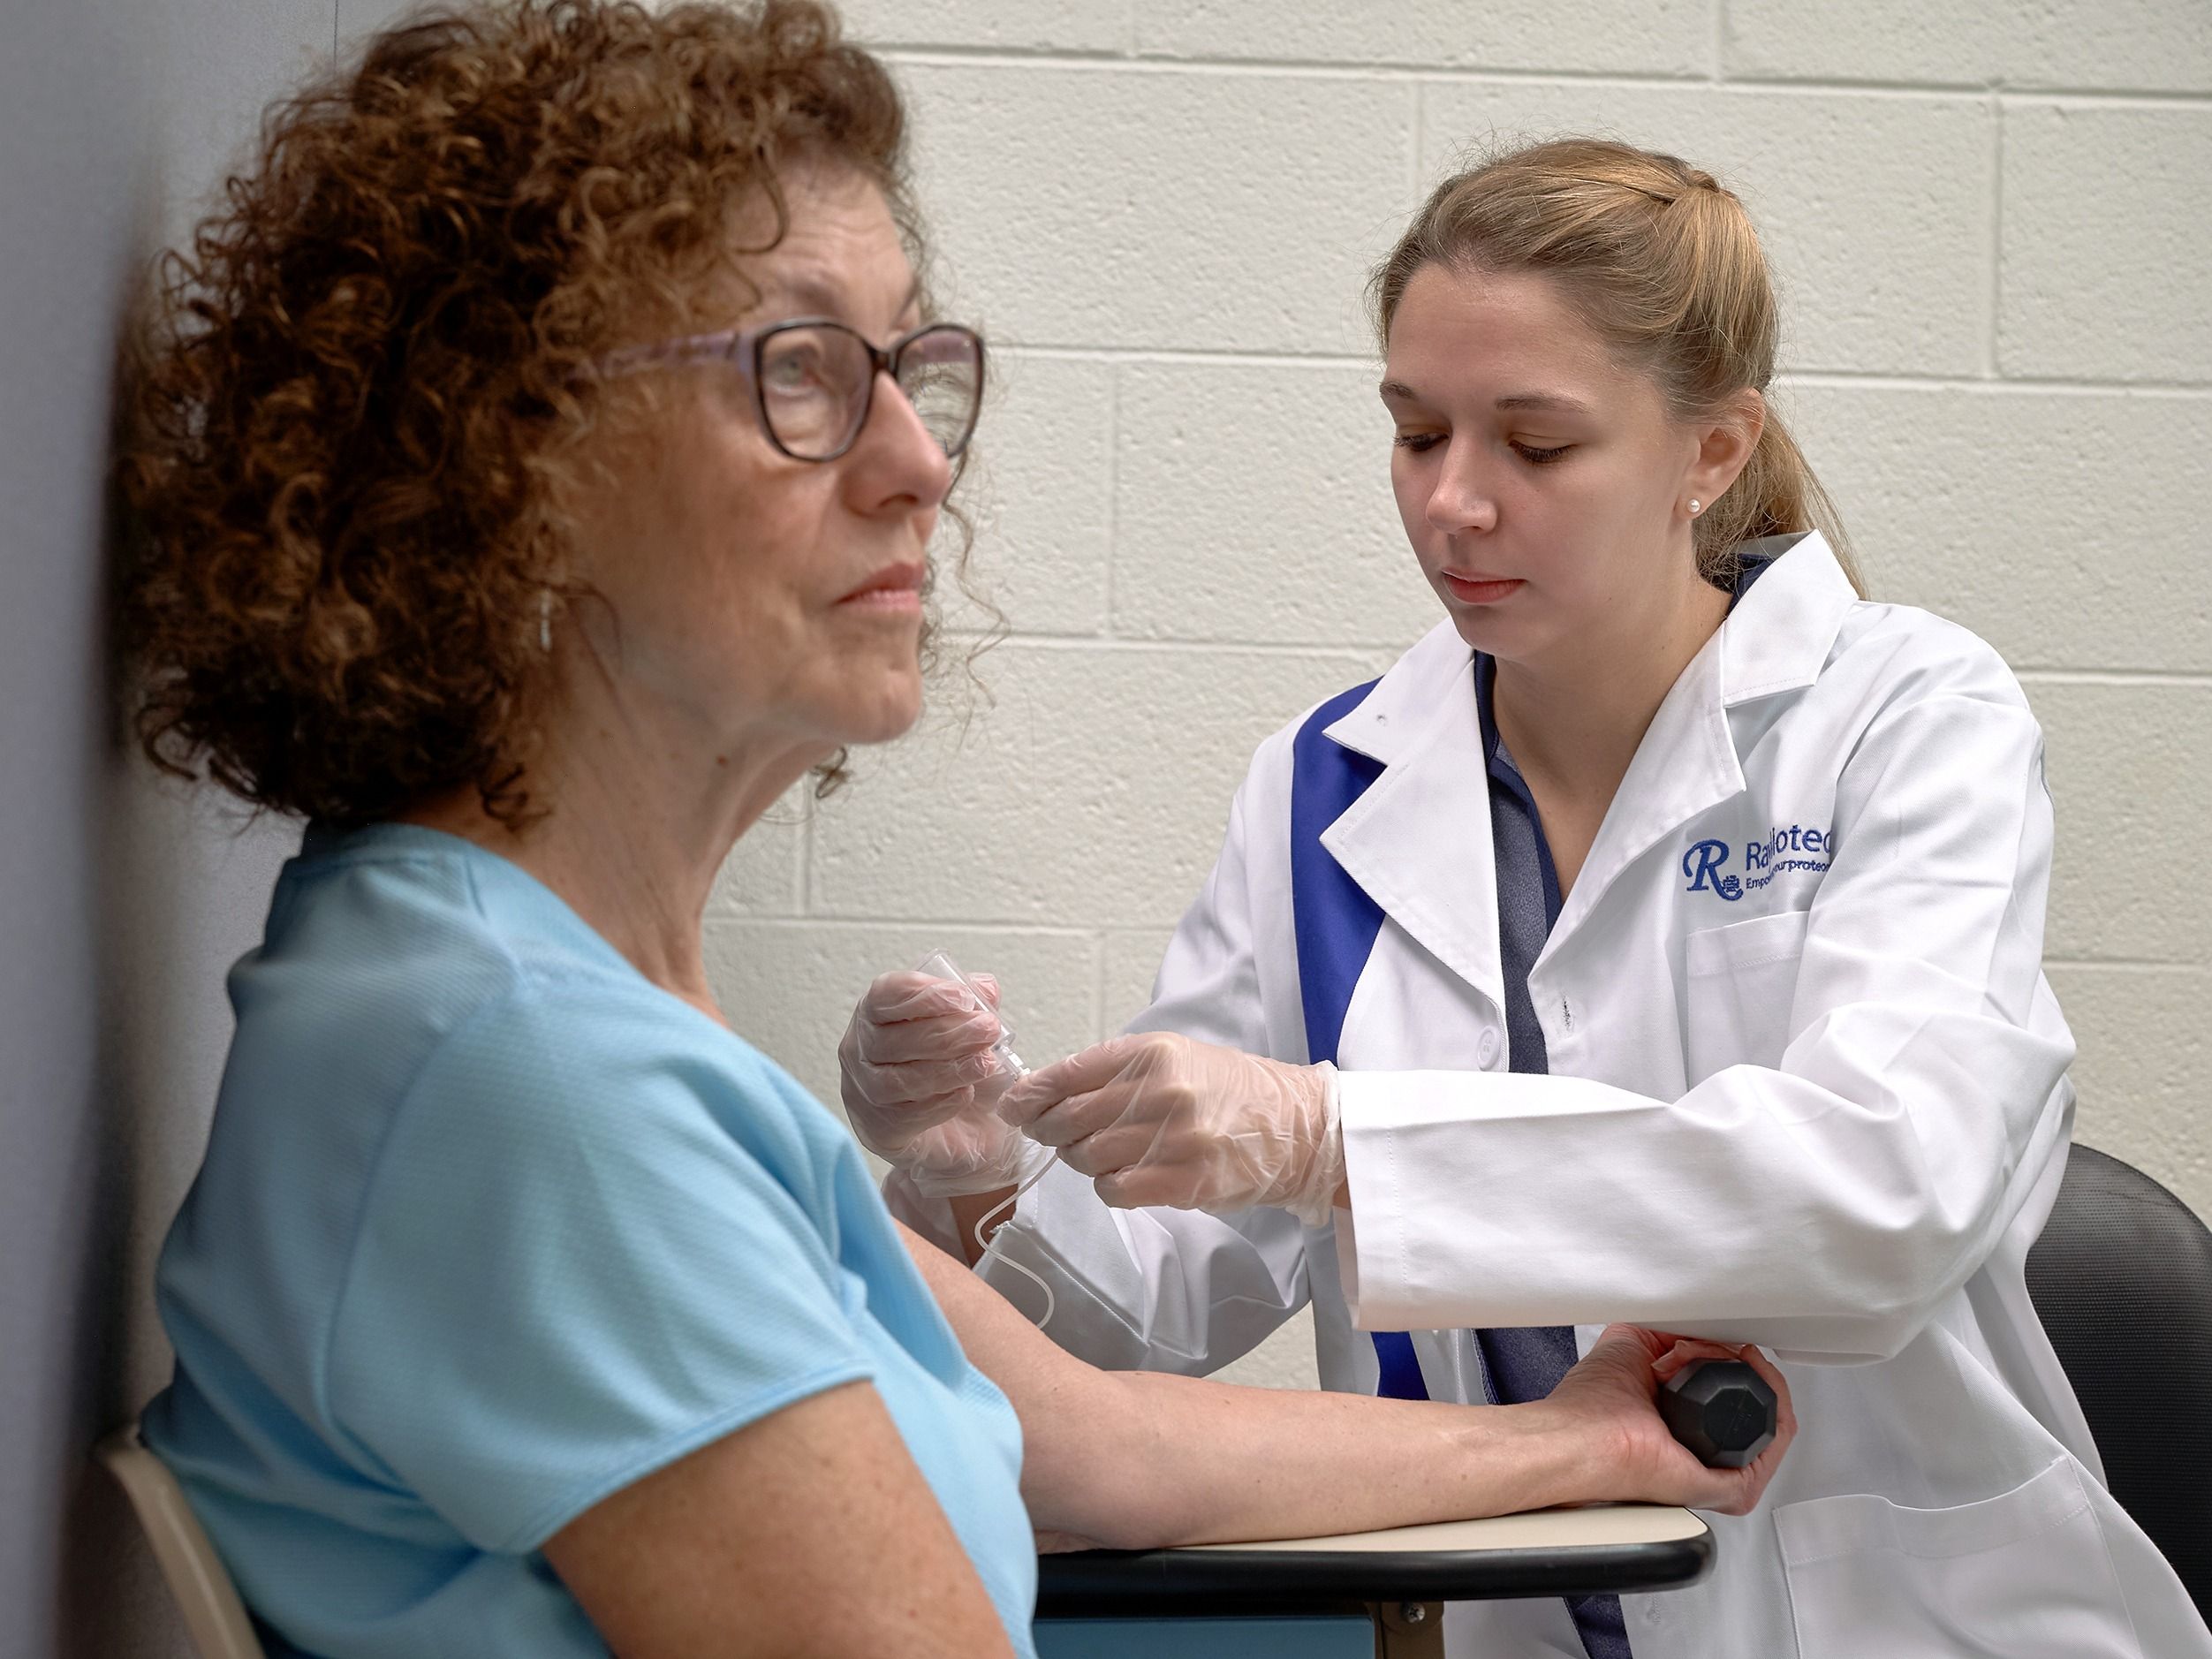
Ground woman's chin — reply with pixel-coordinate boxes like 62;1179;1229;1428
1443;600;1549;663
835;670;927;748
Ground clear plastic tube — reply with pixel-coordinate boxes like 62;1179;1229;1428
913;949;1028;1079
966;1155;1059;1329
912;950;1057;1329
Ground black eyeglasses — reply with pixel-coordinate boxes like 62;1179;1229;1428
598;318;985;462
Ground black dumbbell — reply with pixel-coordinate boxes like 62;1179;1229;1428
1659;1360;1777;1468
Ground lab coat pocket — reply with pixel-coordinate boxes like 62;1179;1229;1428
1775;1457;2140;1658
1681;908;1809;1084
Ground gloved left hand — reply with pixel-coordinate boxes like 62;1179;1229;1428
838;970;1053;1200
994;1033;1344;1224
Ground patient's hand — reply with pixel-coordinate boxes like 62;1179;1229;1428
1540;1325;1796;1517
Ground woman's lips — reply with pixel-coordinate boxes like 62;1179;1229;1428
839;586;922;613
1441;572;1525;605
837;560;926;611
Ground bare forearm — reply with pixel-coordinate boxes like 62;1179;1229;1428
1049;1371;1590;1549
898;1222;1594;1552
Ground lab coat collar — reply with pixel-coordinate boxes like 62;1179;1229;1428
1717;531;1860;707
1318;623;1504;1014
1316;617;1467;767
1310;533;1860;1006
1551;530;1860;947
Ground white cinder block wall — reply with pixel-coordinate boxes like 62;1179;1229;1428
705;0;2212;1389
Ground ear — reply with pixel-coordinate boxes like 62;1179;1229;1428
1686;388;1766;515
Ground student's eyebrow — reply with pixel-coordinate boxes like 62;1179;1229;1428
1493;391;1593;415
1379;383;1594;417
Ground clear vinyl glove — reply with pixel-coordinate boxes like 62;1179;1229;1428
995;1032;1344;1224
838;965;1054;1200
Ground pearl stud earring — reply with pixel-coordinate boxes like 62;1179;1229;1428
1688;499;1702;517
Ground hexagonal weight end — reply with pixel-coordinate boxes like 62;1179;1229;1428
1658;1360;1778;1469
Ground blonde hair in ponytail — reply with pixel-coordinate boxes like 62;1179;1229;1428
1373;138;1863;595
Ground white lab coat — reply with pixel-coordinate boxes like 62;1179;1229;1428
892;534;2209;1656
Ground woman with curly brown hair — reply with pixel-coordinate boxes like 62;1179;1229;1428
124;4;1791;1655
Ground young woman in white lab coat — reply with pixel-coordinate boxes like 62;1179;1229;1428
843;139;2209;1657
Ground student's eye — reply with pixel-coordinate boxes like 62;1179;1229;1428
1393;430;1444;453
1511;441;1572;466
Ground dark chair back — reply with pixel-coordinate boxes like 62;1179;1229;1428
2026;1143;2212;1616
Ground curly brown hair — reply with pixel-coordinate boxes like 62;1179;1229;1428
120;0;957;825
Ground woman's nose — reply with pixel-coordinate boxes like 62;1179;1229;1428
1426;447;1497;536
849;368;953;511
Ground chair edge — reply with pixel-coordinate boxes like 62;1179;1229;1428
95;1423;268;1659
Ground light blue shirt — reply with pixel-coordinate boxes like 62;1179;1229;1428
143;823;1038;1658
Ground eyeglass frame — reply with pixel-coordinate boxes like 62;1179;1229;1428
594;316;986;464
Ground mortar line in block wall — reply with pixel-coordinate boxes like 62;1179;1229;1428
1985;97;2004;380
1090;933;1110;1045
1006;345;1374;368
1780;371;2212;398
936;629;1398;663
881;48;2212;106
1709;0;1726;83
2016;668;2212;687
1407;79;1423;194
998;347;2212;397
797;804;814;913
1102;365;1121;636
2044;959;2212;973
1733;78;2212;109
883;46;1708;86
1995;87;2212;111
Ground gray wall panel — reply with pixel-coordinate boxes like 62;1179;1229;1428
4;2;329;1653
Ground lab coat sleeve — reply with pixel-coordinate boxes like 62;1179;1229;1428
887;742;1314;1375
1336;655;2076;1364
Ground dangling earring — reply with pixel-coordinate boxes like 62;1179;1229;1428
1688;498;1703;518
539;588;553;652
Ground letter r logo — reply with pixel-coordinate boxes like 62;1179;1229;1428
1683;838;1743;900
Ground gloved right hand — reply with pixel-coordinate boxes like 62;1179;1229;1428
838;970;1051;1198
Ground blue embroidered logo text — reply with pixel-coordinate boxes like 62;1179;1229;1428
1684;824;1834;901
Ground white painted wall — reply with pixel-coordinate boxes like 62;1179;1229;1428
704;2;2212;1390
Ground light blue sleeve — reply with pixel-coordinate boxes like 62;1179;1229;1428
325;983;875;1553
